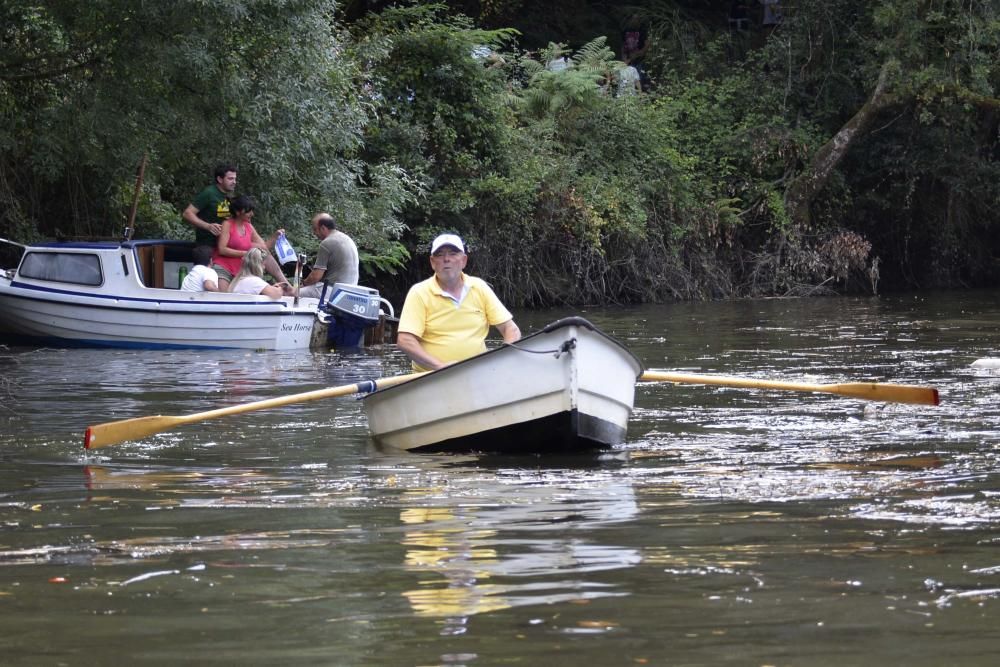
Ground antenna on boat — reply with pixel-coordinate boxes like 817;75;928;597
122;153;148;243
293;252;306;306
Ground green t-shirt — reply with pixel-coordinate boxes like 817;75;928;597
190;184;231;245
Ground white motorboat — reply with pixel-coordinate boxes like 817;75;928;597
362;317;644;454
0;238;323;350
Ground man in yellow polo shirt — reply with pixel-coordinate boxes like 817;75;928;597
397;233;521;371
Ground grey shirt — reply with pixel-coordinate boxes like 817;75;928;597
314;230;359;286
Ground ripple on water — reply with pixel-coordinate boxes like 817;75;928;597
3;300;1000;663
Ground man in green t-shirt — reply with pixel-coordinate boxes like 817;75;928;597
182;162;290;289
183;163;237;248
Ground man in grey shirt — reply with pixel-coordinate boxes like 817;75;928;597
298;213;360;298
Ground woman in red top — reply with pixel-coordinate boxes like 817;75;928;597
211;195;285;291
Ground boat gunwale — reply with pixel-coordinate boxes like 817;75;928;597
363;316;645;402
12;238;196;251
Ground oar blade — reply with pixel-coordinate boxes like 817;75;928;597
85;415;184;450
830;383;940;406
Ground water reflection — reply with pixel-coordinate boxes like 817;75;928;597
390;465;640;634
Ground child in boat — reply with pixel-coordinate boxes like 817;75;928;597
229;248;294;299
180;245;220;292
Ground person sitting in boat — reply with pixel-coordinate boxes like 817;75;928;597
298;212;360;299
228;248;294;299
180;245;220;292
210;195;290;291
396;233;521;372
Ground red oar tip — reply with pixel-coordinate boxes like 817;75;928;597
84;427;93;450
932;388;940;406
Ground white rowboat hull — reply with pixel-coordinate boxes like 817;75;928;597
363;317;643;454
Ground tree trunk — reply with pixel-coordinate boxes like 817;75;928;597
785;60;898;226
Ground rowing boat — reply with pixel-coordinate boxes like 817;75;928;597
362;317;644;454
80;315;939;451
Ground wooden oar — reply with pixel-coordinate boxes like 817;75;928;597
84;372;423;450
639;371;940;406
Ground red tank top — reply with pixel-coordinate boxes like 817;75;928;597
212;219;255;276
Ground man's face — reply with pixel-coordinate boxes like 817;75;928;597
311;216;325;239
217;171;237;193
430;246;467;280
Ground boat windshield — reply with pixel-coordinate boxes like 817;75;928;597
1;237;26;272
19;251;103;286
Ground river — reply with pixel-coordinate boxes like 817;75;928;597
1;291;999;665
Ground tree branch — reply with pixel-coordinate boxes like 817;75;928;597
0;56;103;82
785;59;903;225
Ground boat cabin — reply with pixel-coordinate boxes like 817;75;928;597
7;239;201;290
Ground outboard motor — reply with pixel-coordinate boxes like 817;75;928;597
319;283;382;348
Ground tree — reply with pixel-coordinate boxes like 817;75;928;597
781;1;999;227
775;0;999;287
0;0;415;272
349;4;516;242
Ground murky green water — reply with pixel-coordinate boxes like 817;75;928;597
2;292;999;665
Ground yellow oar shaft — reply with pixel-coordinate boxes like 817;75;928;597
84;372;422;450
639;371;940;406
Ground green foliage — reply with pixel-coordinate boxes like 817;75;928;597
360;240;411;277
456;36;721;305
1;0;997;303
350;3;517;225
516;38;617;120
0;0;414;270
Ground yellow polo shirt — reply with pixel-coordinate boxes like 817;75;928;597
397;273;513;371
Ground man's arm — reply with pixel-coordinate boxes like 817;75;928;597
495;319;521;343
301;267;325;287
304;242;331;287
182;204;222;238
397;332;447;371
201;268;221;292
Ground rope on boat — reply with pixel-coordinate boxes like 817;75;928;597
504;337;576;358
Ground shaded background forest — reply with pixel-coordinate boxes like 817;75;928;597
1;0;997;307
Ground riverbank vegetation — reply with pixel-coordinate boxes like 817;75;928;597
1;1;997;306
